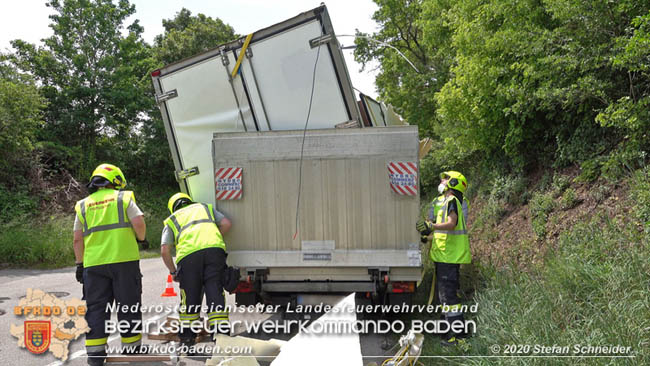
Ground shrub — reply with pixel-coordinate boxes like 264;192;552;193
473;196;507;230
590;184;612;204
560;188;580;210
536;171;553;192
0;185;38;222
417;154;444;202
630;168;650;234
490;175;528;206
529;192;555;239
530;192;555;218
601;143;648;182
551;174;570;198
531;216;547;238
576;158;602;183
472;174;528;229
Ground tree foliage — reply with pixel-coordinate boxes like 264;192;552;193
356;0;650;175
0;57;46;189
153;8;238;65
10;0;159;178
2;0;244;202
355;0;455;136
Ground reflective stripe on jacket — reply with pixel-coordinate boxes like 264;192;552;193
75;189;139;267
163;203;226;264
429;195;470;223
430;195;471;264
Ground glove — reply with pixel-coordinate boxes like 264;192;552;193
420;235;430;244
170;271;179;282
75;263;84;284
416;219;434;236
137;238;150;250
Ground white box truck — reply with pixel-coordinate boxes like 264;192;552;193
151;5;422;307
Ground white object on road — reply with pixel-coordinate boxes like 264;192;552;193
271;293;362;366
206;335;286;366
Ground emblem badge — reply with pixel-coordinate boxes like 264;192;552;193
25;320;51;354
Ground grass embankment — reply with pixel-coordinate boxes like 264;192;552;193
412;168;650;365
0;185;176;268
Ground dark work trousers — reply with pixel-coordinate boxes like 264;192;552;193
177;247;227;342
435;262;466;338
83;260;143;354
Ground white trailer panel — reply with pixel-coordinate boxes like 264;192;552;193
151;6;361;207
213;126;421;278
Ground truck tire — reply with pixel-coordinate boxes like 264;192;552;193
235;292;259;306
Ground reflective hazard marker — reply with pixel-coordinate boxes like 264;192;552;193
387;161;418;196
215;167;243;200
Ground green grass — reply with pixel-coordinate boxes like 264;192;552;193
0;215;76;268
410;170;650;365
0;184;177;268
412;215;649;365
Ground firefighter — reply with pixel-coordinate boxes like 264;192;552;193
73;163;149;365
416;171;470;347
160;193;232;351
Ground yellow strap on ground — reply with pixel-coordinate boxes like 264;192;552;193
231;33;254;78
427;270;436;306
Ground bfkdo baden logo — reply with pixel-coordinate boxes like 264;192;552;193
11;289;90;361
24;320;51;354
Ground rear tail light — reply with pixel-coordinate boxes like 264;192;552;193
390;282;415;293
233;280;254;293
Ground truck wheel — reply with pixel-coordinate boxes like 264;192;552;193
387;292;413;307
235;292;259;306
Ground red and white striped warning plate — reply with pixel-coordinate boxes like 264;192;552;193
215;167;243;200
387;161;418;196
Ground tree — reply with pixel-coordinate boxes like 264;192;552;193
354;0;455;136
0;56;46;188
10;0;158;177
597;11;650;142
153;8;238;65
360;0;650;173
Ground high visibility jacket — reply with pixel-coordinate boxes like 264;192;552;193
75;189;140;267
430;195;471;264
163;203;226;264
429;195;470;224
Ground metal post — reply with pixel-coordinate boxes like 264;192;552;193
245;46;273;131
221;50;248;132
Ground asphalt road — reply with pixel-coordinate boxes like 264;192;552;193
0;258;391;366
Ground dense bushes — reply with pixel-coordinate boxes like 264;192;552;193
358;0;650;178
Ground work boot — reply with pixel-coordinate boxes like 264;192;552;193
441;314;470;353
87;350;106;366
442;314;467;339
440;336;469;351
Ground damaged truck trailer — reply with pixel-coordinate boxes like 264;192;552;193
150;5;422;308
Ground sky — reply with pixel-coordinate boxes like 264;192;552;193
0;0;380;98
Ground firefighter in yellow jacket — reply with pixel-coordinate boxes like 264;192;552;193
160;193;232;350
73;164;149;365
416;171;470;347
